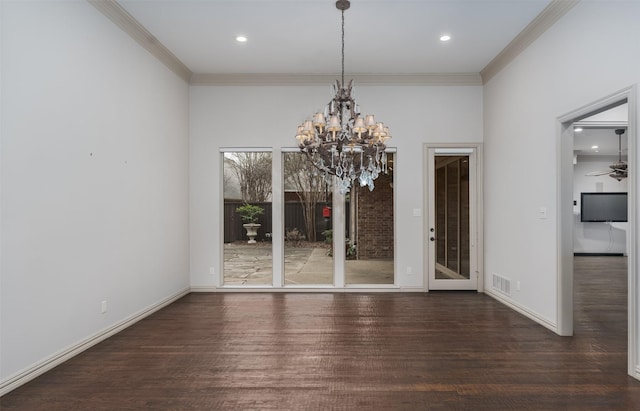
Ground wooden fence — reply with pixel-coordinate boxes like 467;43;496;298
224;201;347;243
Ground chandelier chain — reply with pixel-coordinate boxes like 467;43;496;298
341;9;345;86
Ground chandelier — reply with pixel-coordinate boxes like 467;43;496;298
295;0;391;194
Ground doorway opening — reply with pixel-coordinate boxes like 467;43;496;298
558;86;638;379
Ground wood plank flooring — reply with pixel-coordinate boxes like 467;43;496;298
2;256;639;410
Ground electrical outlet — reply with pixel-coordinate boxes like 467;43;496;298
406;266;413;275
539;207;548;219
209;267;215;275
101;300;108;314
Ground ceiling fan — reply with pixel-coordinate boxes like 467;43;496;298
585;128;628;181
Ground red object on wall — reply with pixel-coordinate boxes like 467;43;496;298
322;206;331;218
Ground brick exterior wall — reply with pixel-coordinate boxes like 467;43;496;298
355;172;394;259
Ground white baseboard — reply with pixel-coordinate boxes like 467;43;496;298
0;287;190;396
190;285;219;292
485;289;558;333
190;286;420;293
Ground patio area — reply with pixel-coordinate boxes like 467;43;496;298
223;242;394;286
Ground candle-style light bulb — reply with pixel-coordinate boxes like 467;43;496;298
313;112;326;134
353;117;366;140
365;114;376;130
296;125;306;144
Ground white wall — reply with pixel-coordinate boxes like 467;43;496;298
483;0;640;370
190;84;482;288
573;156;628;254
0;1;190;384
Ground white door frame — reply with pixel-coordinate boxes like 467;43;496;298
424;143;484;292
557;86;638;379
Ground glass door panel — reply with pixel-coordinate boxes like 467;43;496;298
283;152;333;285
345;153;395;285
435;156;470;280
222;151;273;285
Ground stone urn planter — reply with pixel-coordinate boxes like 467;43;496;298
236;203;264;244
242;223;261;244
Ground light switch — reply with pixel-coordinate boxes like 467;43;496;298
412;208;421;217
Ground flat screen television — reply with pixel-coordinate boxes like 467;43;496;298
580;192;628;222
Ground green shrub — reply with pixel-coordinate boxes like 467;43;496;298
236;203;264;224
322;229;333;244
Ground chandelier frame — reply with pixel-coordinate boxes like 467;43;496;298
295;0;391;193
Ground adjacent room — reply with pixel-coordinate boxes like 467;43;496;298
2;0;640;408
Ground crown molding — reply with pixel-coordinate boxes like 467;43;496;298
190;73;482;86
88;0;192;82
480;0;580;84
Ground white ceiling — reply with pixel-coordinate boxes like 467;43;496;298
574;128;628;158
574;104;629;157
118;0;552;75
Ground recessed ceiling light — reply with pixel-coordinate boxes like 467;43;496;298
440;35;451;42
236;35;247;43
591;145;599;149
574;127;583;132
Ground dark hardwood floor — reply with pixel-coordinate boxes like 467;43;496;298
2;257;639;410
